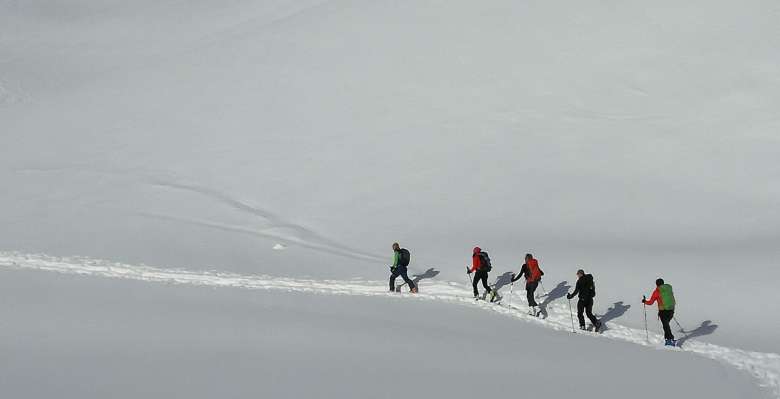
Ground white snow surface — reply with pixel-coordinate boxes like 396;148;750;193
2;0;780;397
2;251;779;398
2;264;770;399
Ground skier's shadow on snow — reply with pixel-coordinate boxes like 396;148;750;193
396;268;440;291
493;272;514;292
677;320;718;347
412;268;440;285
599;301;631;325
537;281;570;319
395;268;440;292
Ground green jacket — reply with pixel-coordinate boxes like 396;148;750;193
392;250;400;268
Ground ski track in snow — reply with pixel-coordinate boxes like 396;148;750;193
1;251;779;398
15;166;385;262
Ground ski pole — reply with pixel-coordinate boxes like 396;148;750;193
568;297;576;333
540;281;548;297
466;267;473;290
673;316;686;333
643;296;649;343
507;281;514;309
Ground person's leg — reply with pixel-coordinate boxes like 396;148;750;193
400;268;416;290
481;272;491;293
476;270;488;297
389;269;399;292
659;310;674;340
526;281;538;306
472;271;480;297
663;318;673;340
585;298;600;327
576;299;586;328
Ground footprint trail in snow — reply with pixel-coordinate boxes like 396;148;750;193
1;251;778;398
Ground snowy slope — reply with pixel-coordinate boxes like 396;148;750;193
2;0;779;353
0;253;774;399
2;252;779;398
2;0;780;397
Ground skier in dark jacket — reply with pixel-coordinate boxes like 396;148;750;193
468;247;494;300
643;278;676;346
389;242;417;293
511;253;544;308
567;269;602;332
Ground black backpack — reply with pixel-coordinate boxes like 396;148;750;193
583;274;596;298
478;251;492;272
399;248;411;267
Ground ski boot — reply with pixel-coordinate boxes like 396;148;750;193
489;290;497;303
664;339;677;347
410;287;418;293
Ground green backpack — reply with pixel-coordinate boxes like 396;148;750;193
658;284;676;310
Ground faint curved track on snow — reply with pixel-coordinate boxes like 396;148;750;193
142;178;385;262
1;251;778;398
133;211;383;262
15;165;385;262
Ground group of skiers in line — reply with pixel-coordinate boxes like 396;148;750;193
389;243;679;346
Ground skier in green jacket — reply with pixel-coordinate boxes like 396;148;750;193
390;243;417;293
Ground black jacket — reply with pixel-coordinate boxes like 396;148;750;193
569;274;596;299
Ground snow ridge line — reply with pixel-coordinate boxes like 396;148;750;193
1;251;778;398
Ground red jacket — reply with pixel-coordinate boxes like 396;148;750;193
644;287;662;309
471;247;483;272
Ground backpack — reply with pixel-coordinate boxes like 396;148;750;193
658;284;676;310
527;258;542;281
582;274;596;298
478;252;492;272
398;248;411;267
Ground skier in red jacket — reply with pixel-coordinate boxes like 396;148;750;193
468;247;494;300
512;253;544;310
643;278;677;346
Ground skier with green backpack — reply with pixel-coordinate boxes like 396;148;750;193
390;243;417;293
643;278;677;346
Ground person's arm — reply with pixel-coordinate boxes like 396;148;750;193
470;255;479;273
643;288;659;306
568;279;581;299
392;251;399;268
512;264;528;282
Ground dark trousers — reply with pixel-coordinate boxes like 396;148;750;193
577;297;600;327
472;269;491;297
658;309;675;340
390;267;415;291
526;280;539;306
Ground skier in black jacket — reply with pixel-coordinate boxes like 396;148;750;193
567;269;602;332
